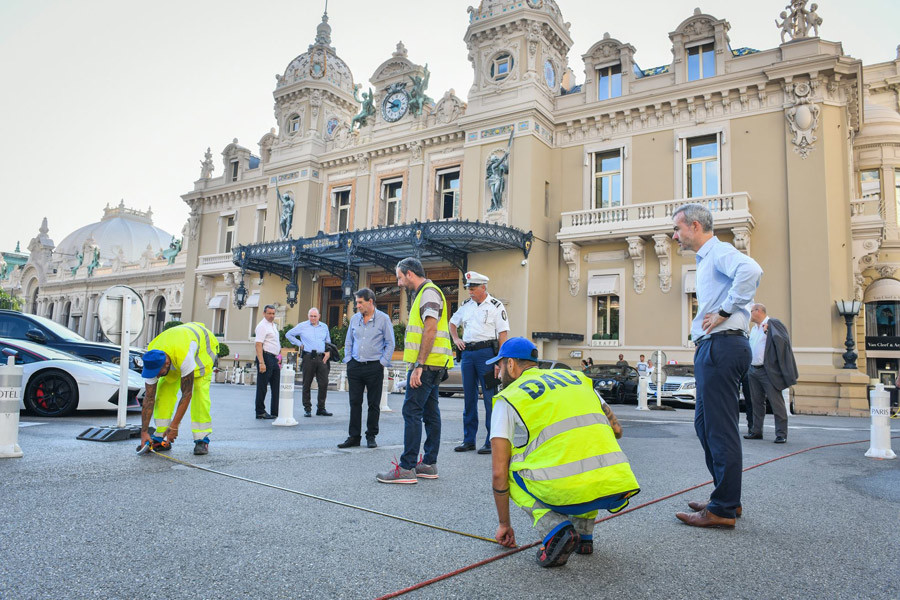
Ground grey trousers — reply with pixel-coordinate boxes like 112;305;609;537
748;365;788;438
521;499;596;541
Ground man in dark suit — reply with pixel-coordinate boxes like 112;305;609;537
745;303;798;443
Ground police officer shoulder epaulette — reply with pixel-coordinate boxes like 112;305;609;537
490;298;502;307
462;298;474;306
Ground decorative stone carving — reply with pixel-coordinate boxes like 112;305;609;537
356;153;370;174
560;242;580;296
258;129;276;164
486;132;513;212
407;140;423;161
876;265;898;279
140;243;156;270
196;274;213;304
433;89;466;124
200;147;214;179
625;236;646;294
731;227;751;255
776;0;822;43
111;247;127;273
785;81;820;158
187;206;200;241
652;233;673;293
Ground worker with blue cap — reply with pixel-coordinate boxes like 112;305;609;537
488;337;640;568
137;322;219;456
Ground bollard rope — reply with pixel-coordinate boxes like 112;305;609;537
373;435;900;600
149;449;498;544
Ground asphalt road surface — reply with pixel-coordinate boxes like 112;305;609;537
2;383;898;599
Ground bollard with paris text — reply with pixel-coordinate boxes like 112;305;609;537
0;354;24;458
636;376;649;411
865;383;896;460
273;363;298;426
380;366;392;412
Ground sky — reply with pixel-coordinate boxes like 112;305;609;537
1;0;898;254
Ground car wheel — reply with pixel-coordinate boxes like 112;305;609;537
24;370;79;417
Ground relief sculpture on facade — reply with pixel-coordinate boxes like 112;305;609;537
486;129;513;212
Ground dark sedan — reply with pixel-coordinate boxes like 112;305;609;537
0;309;144;372
582;364;639;403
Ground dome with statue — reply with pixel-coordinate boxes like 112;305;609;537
54;201;175;264
275;11;355;97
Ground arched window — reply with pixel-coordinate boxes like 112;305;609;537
30;288;38;314
62;302;72;329
154;297;167;337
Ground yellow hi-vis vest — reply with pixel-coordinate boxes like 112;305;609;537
403;281;455;368
493;368;640;510
148;322;219;379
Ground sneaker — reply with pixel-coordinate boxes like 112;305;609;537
193;438;209;455
150;435;171;452
575;536;594;555
536;523;577;568
414;461;438;479
376;460;417;484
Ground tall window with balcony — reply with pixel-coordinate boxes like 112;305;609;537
222;215;236;253
380;179;402;226
597;64;622;101
434;168;460;220
332;189;352;232
687;43;715;81
593;150;622;208
595;294;620;343
684;135;720;198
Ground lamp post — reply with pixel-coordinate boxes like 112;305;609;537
342;277;354;301
234;250;248;309
835;299;862;369
286;245;299;307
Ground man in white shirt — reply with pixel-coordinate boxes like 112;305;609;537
745;303;795;443
449;270;509;454
254;304;281;419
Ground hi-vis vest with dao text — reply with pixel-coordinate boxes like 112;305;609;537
148;322;219;379
493;368;639;510
403;282;455;368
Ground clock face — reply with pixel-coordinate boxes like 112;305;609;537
382;91;409;123
544;60;556;89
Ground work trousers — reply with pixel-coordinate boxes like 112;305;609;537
461;346;497;445
347;360;384;440
693;334;751;520
520;499;597;541
748;365;788;439
400;368;441;470
254;352;280;416
153;373;213;441
301;353;330;411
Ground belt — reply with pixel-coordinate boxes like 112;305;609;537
464;340;496;351
411;365;446;372
351;359;381;366
750;364;765;368
263;351;278;358
302;350;324;358
695;329;747;344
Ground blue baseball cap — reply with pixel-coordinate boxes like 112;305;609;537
141;349;168;379
486;337;539;365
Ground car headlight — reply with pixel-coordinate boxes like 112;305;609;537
682;382;696;390
132;355;144;369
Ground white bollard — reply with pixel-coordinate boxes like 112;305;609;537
273;363;298;426
0;355;24;458
338;368;347;392
636;376;649;411
380;366;393;412
783;387;794;416
865;383;896;460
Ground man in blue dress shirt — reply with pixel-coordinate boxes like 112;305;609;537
338;288;395;449
671;203;762;529
286;308;333;417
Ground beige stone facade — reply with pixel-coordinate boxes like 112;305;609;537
178;1;900;415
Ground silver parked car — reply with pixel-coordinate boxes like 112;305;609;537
647;364;696;406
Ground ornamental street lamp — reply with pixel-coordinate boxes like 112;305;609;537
342;277;354;301
835;299;862;369
234;250;248;309
286;279;299;307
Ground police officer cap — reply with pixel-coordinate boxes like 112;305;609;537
141;349;167;379
464;271;489;287
486;337;539;365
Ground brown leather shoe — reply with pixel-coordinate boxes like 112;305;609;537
687;500;742;518
676;508;736;528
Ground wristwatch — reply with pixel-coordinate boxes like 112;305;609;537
413;362;424;370
718;309;732;318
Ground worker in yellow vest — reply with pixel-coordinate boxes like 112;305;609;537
488;337;640;568
376;257;454;484
138;322;219;456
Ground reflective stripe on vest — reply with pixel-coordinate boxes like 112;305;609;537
403;281;455;368
495;368;639;508
181;322;218;378
148;322;218;379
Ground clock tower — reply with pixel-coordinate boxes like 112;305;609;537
366;41;432;133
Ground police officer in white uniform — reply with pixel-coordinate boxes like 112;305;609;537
449;271;510;454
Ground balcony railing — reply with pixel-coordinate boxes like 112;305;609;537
558;192;754;243
850;197;882;219
196;252;238;273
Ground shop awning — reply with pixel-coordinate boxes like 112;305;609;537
587;274;620;296
208;295;228;310
245;291;261;308
864;277;900;303
232;220;534;286
684;270;697;294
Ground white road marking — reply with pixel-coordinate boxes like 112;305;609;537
619;418;882;433
18;422;46;427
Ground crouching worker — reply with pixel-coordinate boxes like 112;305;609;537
138;322;219;456
488;337;640;568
